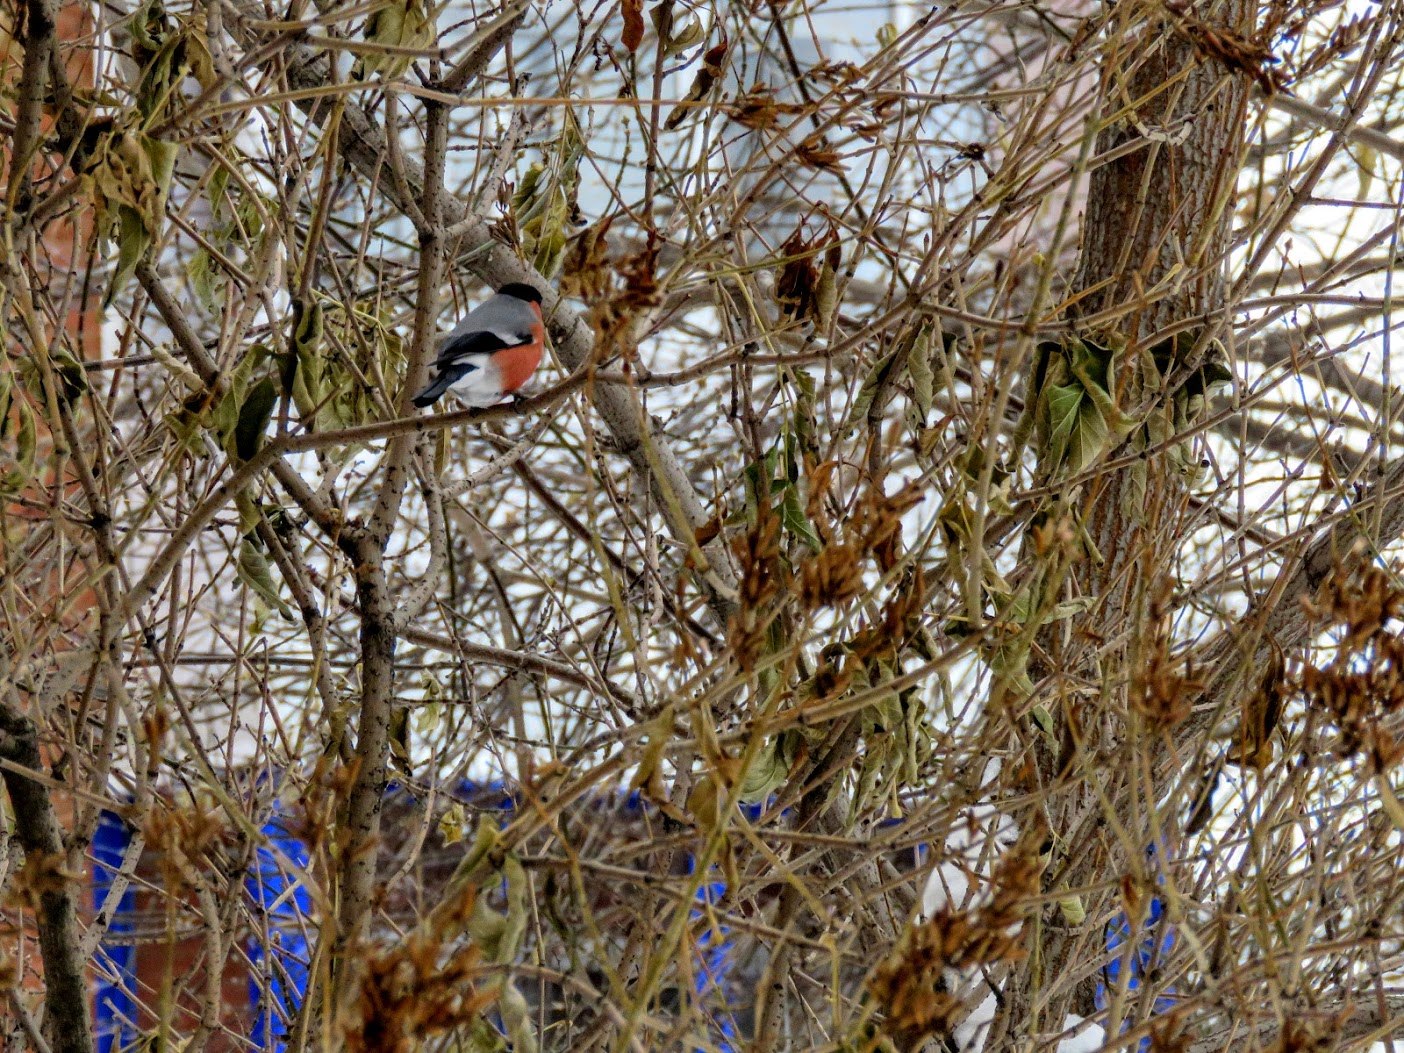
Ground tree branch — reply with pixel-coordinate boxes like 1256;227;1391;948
333;88;452;976
439;0;527;95
0;704;94;1053
4;0;59;214
1250;303;1396;417
1185;991;1404;1053
1190;452;1404;735
1266;88;1404;163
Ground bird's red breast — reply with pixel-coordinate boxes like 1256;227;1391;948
495;301;545;395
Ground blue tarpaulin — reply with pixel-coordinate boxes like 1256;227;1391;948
92;810;138;1053
1095;883;1178;1051
87;785;1174;1051
245;809;313;1052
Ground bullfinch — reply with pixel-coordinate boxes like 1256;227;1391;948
411;282;546;408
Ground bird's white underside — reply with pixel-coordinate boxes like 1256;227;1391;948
445;355;505;407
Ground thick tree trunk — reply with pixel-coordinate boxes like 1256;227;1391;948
0;707;94;1053
1071;0;1254;647
996;2;1255;1045
1070;10;1251;334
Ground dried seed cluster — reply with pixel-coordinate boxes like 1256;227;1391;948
868;834;1039;1043
1132;588;1201;732
1301;567;1404;771
347;927;492;1053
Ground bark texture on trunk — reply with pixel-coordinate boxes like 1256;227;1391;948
1071;5;1252;336
996;2;1255;1044
0;707;95;1053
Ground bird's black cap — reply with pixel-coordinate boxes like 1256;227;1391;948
498;282;543;304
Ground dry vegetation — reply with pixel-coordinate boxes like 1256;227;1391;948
3;0;1404;1050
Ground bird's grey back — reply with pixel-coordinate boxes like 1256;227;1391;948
444;294;538;346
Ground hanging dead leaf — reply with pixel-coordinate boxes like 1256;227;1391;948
693;511;724;547
621;0;644;52
795;135;843;172
630;706;688;823
560;214;614;300
1227;639;1285;770
815;241;841;326
665;39;729;130
650;0;702;56
775;229;820;322
359;0;435;79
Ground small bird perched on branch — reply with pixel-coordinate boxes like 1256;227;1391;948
412;283;545;408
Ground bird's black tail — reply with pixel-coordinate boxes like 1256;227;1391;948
412;374;452;408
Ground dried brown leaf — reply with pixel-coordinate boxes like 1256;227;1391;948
620;0;643;52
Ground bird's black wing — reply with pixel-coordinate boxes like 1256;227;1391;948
434;327;529;367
